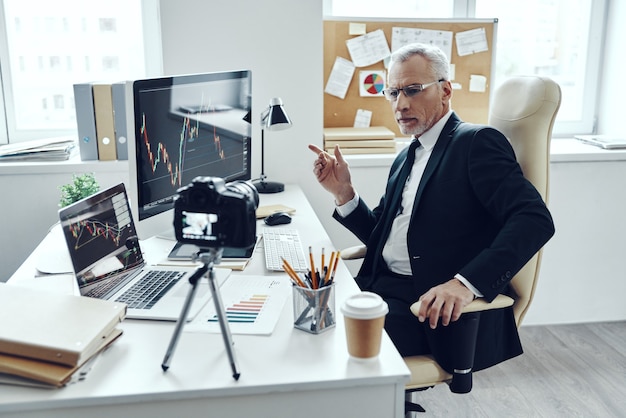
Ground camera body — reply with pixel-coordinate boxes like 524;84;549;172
173;176;258;249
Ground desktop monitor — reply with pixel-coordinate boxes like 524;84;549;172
125;70;252;240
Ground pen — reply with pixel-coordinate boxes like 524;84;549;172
320;248;325;281
309;246;318;289
304;272;313;289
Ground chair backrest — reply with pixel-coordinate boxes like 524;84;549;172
488;76;561;327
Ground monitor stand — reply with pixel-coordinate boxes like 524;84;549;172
156;227;176;241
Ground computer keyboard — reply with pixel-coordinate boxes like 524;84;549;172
262;227;308;272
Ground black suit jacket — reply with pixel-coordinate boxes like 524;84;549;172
334;112;555;371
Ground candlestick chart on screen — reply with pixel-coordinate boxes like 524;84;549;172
138;103;248;204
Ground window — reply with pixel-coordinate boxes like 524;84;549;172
325;0;607;136
0;0;162;144
328;0;454;18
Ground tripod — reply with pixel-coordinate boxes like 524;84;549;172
161;247;240;380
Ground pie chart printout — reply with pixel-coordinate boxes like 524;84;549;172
363;73;385;95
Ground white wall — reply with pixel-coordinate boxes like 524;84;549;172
158;0;325;210
526;158;626;325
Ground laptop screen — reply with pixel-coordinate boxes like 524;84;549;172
58;183;144;290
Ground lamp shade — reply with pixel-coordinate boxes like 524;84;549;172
263;98;292;131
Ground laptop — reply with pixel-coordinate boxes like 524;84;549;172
574;135;626;150
58;183;229;321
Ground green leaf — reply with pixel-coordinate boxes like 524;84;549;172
59;173;100;207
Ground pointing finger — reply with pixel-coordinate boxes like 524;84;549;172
308;144;324;155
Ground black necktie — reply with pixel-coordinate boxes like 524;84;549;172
386;138;421;220
369;138;421;279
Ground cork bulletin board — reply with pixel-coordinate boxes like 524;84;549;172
324;18;498;137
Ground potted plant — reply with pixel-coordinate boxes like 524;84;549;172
59;173;100;207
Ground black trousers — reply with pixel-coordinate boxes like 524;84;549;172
365;270;431;357
360;269;523;372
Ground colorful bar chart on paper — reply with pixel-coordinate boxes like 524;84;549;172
186;275;291;335
210;294;269;323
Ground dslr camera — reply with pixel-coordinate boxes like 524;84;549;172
173;176;259;249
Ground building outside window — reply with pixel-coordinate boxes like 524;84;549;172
0;0;161;144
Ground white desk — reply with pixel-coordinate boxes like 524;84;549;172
1;185;410;418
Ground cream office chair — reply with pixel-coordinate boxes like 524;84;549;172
341;76;561;414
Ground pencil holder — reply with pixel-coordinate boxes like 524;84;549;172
292;283;336;334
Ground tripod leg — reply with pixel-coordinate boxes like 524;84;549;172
161;264;208;371
208;267;241;380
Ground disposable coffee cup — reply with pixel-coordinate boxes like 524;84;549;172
340;292;389;360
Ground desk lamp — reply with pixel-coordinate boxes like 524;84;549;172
252;97;292;193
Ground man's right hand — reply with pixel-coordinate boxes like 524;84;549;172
308;144;355;205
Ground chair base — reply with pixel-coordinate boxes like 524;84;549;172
405;400;426;415
405;388;429;415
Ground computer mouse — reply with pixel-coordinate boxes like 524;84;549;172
264;211;292;226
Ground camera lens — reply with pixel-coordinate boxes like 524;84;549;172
226;180;259;209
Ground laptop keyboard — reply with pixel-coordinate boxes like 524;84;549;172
115;270;184;309
85;271;133;299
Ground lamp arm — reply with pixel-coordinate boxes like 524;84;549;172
259;128;266;181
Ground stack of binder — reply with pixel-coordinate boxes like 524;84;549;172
0;283;126;388
0;137;77;162
73;81;128;161
323;126;396;155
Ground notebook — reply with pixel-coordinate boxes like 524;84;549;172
58;183;229;321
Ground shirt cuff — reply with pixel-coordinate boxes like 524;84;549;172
455;273;483;298
335;192;359;218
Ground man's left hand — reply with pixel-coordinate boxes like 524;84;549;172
417;279;475;329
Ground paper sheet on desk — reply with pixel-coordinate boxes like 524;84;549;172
185;275;291;336
36;223;73;274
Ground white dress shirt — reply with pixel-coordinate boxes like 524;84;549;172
336;109;482;297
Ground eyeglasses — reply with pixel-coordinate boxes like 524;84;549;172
382;79;444;101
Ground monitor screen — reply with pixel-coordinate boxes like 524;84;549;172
125;70;252;239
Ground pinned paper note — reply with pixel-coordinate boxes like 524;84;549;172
391;27;453;61
349;22;367;35
469;75;487;93
354;109;373;128
325;56;355;99
455;27;489;56
346;29;391;67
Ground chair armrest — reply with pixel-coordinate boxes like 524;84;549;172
340;245;367;260
410;294;514;317
408;294;515;393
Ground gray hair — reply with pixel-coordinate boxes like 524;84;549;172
389;43;450;81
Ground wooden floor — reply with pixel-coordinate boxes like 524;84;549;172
407;321;626;417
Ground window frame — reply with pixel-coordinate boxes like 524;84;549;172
0;0;163;145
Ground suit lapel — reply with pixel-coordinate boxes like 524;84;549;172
411;113;463;216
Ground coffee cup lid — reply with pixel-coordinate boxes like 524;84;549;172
340;291;388;320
